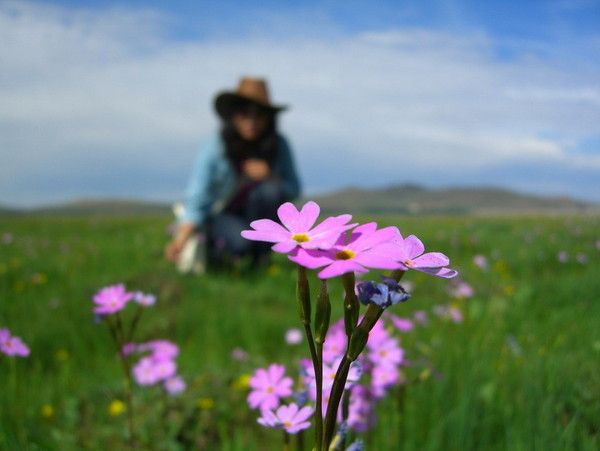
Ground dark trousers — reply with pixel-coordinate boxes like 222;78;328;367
206;180;285;265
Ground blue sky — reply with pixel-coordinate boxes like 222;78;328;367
1;0;599;206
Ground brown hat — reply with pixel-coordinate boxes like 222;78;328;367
214;77;288;118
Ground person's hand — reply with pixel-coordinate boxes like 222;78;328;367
243;159;270;181
164;239;185;262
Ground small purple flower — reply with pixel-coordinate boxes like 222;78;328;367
164;375;186;395
413;310;428;325
132;291;156;307
133;356;176;385
0;328;30;357
257;403;314;434
386;313;414;332
596;239;600;251
576;253;588;264
92;284;133;315
391;234;458;278
473;254;488;270
356;279;410;308
284;328;303;345
557;251;569;263
231;347;248;361
248;364;294;411
1;233;13;245
448;280;474;299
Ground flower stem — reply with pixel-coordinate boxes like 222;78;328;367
296;265;322;450
341;273;359;338
322;356;351;449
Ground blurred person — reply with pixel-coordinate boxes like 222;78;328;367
165;77;301;271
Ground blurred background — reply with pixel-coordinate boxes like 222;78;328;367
1;0;599;210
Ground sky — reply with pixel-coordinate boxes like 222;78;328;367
1;0;599;207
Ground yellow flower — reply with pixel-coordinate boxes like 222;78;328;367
55;349;70;362
108;400;126;416
196;398;215;410
231;374;251;391
41;404;54;418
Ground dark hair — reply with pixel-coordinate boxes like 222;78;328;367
220;100;279;170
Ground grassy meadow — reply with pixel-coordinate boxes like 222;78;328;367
0;214;599;450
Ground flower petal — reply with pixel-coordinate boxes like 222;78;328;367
318;260;366;279
296;201;320;231
277;202;302;232
412;252;450;268
403;235;425;258
271;240;298;254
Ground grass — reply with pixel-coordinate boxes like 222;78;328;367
0;214;599;450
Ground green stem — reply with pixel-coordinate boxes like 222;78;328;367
341;273;359;338
296;265;322;450
322;356;351;448
283;431;291;451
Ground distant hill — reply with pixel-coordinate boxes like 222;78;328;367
309;184;598;215
1;185;598;217
3;199;172;217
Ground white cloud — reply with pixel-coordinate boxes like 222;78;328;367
1;0;599;206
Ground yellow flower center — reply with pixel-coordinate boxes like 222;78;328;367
335;249;356;260
266;386;274;393
284;421;293;427
291;233;310;243
403;259;414;267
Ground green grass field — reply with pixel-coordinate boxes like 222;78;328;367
1;215;599;450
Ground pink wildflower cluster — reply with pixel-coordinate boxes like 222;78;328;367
126;340;186;395
0;328;30;357
247;363;314;434
249;314;414;434
242;201;457;280
92;283;156;315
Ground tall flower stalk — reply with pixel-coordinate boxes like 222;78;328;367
242;201;457;450
92;284;156;449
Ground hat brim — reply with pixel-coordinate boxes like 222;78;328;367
214;92;288;119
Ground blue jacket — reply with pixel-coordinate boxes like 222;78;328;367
182;132;301;227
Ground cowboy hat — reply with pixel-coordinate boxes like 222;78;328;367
214;77;288;118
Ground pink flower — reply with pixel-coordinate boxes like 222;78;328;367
133;356;177;385
231;347;248;361
0;328;30;357
290;223;404;279
448;280;474;299
386;313;414;332
132;291;156;307
348;385;375;432
368;337;404;368
557;251;569;263
164;376;186;395
241;201;356;254
322;324;347;363
371;365;401;398
145;340;179;361
247;364;293;411
93;284;133;315
413;310;428;325
284;328;303;345
257;403;314;434
473;254;488;270
392;234;457;278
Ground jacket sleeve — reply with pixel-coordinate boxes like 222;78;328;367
276;135;302;201
181;138;218;227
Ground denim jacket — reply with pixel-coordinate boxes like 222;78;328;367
181;132;301;227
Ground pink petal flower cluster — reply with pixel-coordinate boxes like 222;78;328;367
247;364;294;411
128;339;185;395
242;201;457;280
93;284;157;315
257;403;314;434
0;328;30;357
93;283;133;315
